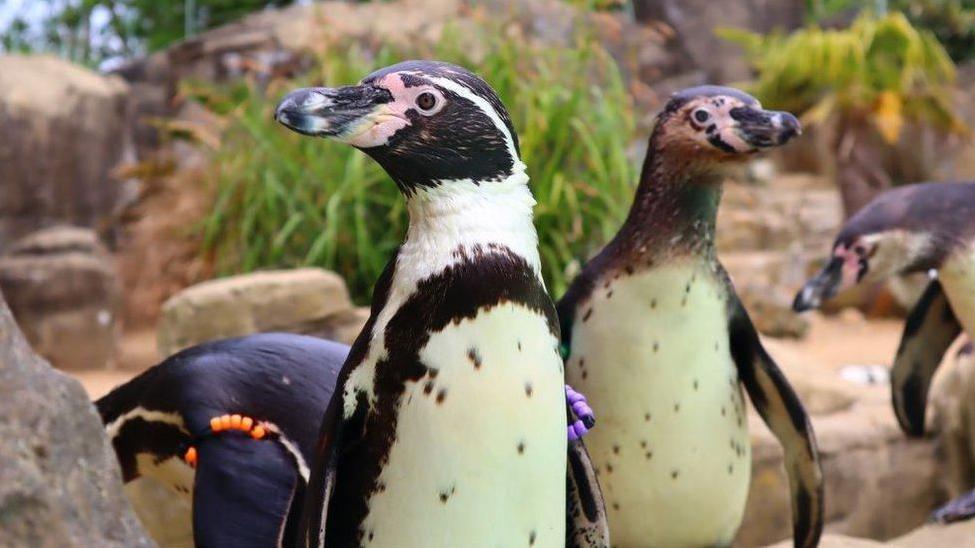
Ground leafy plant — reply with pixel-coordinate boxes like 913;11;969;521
722;12;965;214
200;26;637;303
894;0;975;62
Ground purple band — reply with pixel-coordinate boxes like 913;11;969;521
565;384;596;440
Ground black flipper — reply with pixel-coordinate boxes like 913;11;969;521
728;295;823;548
296;393;348;548
565;428;609;547
931;488;975;523
192;435;300;548
891;279;962;437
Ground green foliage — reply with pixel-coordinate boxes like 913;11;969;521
893;0;975;62
805;0;975;62
722;12;963;143
200;28;637;304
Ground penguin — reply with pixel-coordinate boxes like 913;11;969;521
96;332;347;547
274;60;607;548
558;86;824;547
99;334;598;548
793;180;975;523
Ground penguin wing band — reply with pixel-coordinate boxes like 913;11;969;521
727;295;824;548
891;279;962;437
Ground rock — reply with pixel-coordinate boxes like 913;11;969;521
929;341;975;499
737;372;945;545
291;306;371;347
766;521;975;547
739;281;810;339
721;252;812;339
0;227;121;370
0;288;151;546
894;518;975;546
158;268;353;356
718;175;843;255
0;55;134;249
765;533;885;547
631;0;805;82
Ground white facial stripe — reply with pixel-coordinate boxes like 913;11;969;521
106;407;188;440
425;75;520;162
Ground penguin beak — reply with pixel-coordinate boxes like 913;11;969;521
732;107;801;149
792;257;844;312
275;85;393;142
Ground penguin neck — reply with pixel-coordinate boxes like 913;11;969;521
615;138;726;264
400;165;542;283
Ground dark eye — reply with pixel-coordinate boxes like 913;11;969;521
416;92;437;112
693;109;710;123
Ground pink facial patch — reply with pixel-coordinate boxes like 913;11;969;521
833;245;862;288
344;73;445;148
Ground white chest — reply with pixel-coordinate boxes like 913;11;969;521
565;264;750;547
940;249;975;338
356;303;567;548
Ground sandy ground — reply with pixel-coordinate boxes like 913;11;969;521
71;311;908;402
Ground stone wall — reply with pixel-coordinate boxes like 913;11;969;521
0;55;135;251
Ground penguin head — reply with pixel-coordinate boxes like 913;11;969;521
651;86;801;164
793;208;939;312
276;61;522;194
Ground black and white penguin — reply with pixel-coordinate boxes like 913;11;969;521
558;86;823;547
96;332;347;547
793;180;975;522
275;60;607;547
100;334;597;547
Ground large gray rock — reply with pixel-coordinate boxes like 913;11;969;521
0;55;134;250
0;227;121;370
158;268;356;356
0;289;151;547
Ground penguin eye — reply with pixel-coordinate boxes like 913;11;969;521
692;109;711;124
416;92;438;113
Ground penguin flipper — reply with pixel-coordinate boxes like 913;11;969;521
891;279;962;437
727;296;823;548
565;436;609;547
192;435;300;548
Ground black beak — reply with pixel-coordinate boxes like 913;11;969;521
274;84;391;138
731;107;801;148
793;257;843;312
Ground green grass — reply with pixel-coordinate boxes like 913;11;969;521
200;26;638;304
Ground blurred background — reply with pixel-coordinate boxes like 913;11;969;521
2;0;975;545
